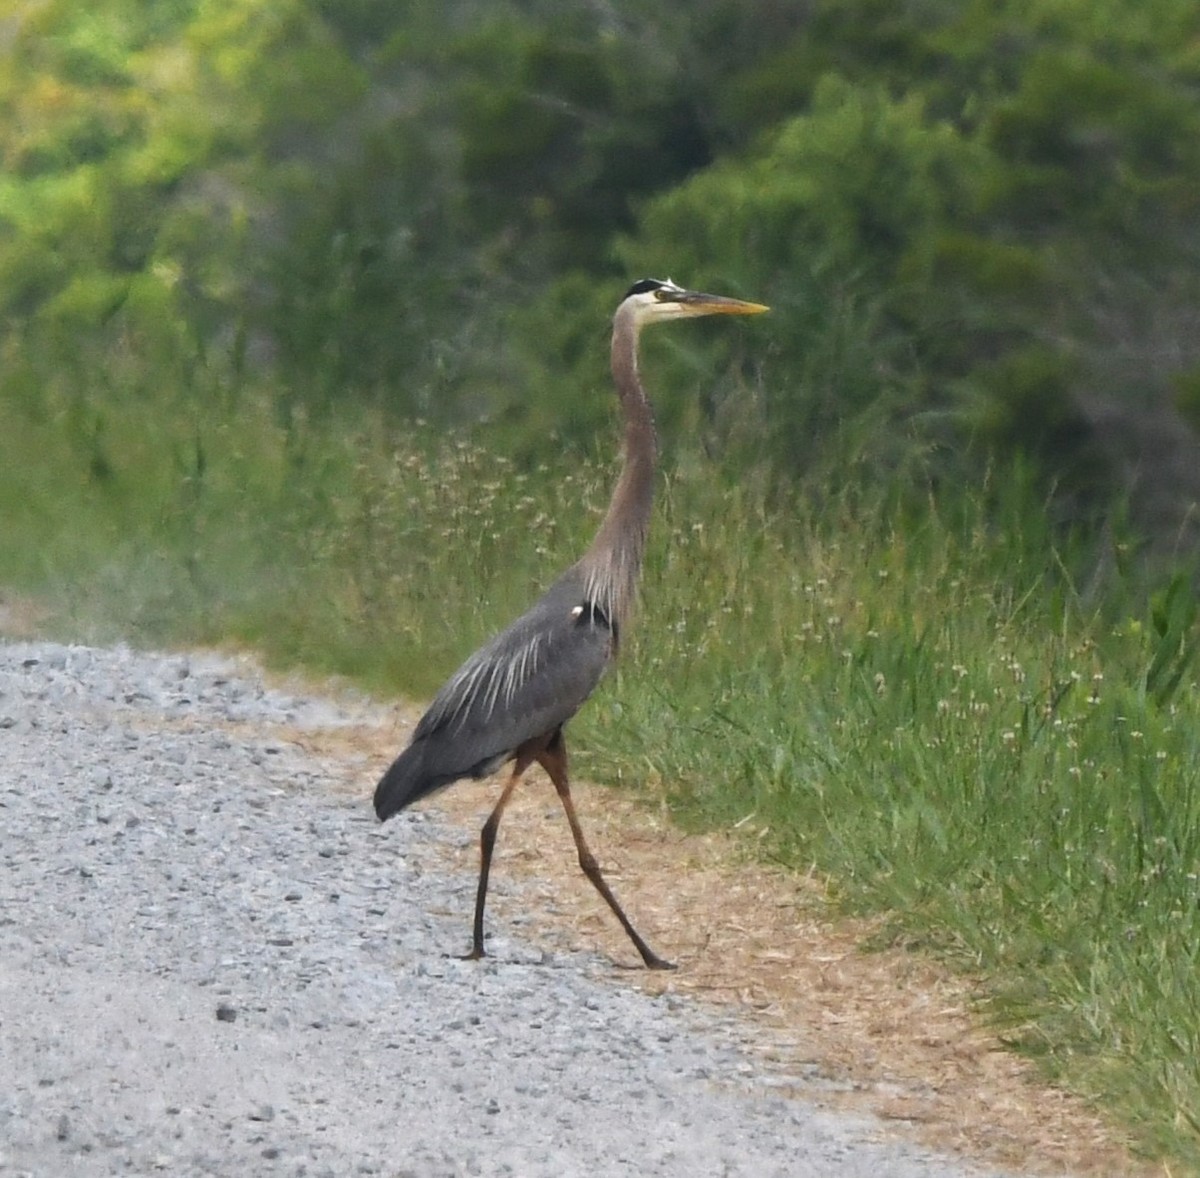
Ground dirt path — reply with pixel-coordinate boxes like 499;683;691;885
296;694;1153;1178
0;590;1153;1176
9;637;1037;1178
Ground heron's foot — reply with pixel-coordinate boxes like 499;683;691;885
449;945;486;962
615;950;676;971
643;953;677;971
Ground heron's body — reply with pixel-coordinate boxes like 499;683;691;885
373;278;767;968
374;567;615;817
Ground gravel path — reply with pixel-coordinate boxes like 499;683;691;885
0;641;1014;1178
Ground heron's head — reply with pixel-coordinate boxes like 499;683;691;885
618;277;769;330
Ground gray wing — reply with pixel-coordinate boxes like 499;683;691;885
412;582;614;782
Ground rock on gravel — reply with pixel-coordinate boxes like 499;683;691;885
0;642;1012;1178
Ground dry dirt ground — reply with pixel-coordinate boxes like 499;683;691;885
294;695;1157;1178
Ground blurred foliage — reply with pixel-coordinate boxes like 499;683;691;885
3;0;1200;557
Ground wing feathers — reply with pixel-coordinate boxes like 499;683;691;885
375;590;613;821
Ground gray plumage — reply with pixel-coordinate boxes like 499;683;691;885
372;277;767;968
373;570;614;819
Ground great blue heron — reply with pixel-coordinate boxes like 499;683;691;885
374;278;768;969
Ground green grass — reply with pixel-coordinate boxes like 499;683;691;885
4;379;1200;1165
607;483;1200;1162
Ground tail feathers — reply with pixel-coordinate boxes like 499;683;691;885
373;741;458;821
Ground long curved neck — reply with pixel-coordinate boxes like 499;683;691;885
579;302;658;633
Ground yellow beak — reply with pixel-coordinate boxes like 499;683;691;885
669;290;770;316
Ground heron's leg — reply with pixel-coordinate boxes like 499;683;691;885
464;752;533;960
537;733;675;971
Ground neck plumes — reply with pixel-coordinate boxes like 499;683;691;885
579;303;659;634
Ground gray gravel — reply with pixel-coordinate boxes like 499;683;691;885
0;641;1014;1178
